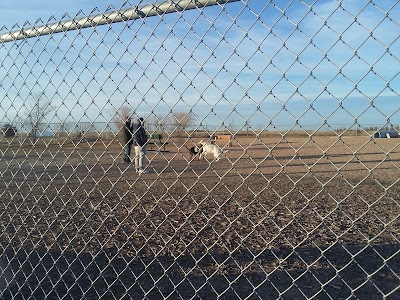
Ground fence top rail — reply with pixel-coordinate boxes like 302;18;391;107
0;0;239;44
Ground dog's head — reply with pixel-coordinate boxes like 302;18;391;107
198;139;215;145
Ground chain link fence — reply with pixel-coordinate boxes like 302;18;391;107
1;0;399;299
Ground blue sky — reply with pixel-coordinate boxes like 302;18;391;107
0;0;399;132
0;1;134;30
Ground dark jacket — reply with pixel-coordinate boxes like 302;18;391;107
132;123;147;147
123;120;133;145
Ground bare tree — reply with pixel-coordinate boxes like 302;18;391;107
112;104;134;143
147;114;167;132
24;93;56;143
169;111;196;135
57;119;68;137
113;105;134;131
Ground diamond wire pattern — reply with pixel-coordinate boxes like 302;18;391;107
0;0;399;299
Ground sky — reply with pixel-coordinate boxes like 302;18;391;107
0;0;399;133
0;1;134;30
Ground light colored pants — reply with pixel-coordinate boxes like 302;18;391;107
134;145;146;171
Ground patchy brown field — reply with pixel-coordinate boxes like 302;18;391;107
0;135;399;299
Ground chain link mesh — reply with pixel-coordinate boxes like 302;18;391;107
0;0;399;299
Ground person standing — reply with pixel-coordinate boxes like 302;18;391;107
123;117;133;163
132;117;148;174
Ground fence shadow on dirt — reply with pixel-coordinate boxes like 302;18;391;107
2;242;399;299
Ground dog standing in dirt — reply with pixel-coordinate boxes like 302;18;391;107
198;140;225;161
184;144;202;160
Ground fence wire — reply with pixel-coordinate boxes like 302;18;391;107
0;0;399;299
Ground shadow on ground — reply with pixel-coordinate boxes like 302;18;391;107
1;242;399;299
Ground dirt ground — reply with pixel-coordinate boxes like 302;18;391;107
0;135;399;299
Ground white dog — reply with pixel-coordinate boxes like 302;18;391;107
198;140;225;161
